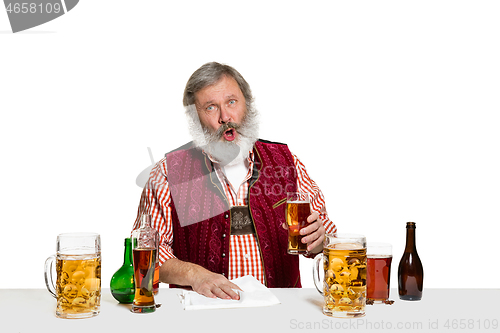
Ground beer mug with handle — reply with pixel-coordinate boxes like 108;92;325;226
44;232;101;319
312;233;367;318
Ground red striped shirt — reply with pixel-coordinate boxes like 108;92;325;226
133;148;336;285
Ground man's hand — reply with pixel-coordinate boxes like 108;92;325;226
190;269;242;300
300;211;325;253
159;258;242;300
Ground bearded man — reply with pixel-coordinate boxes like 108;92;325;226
132;62;336;300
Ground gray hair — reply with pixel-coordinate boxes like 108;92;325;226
183;62;254;109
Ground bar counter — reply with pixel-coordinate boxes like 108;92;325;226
1;288;498;332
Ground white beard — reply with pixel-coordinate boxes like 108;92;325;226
185;104;260;166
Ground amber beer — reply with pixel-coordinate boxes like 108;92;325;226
55;255;101;318
153;263;160;295
367;256;392;301
286;200;310;254
45;232;101;319
132;248;156;309
322;243;367;317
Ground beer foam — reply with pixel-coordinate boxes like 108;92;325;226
332;243;363;250
287;200;309;204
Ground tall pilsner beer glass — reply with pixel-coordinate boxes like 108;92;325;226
286;192;310;254
131;214;159;313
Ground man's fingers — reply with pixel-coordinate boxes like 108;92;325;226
198;287;217;299
307;233;325;252
207;285;240;300
307;211;319;223
197;278;242;300
300;219;320;236
301;224;321;244
217;284;241;300
299;215;326;252
301;212;319;235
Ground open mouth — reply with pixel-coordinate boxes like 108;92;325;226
223;128;236;142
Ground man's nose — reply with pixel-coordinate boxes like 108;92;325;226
218;106;232;124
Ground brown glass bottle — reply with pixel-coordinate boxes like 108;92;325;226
398;222;423;301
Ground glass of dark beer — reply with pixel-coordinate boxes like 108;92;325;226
366;242;392;303
286;192;311;254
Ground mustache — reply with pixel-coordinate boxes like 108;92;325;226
214;122;241;139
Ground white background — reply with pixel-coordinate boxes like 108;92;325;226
1;1;499;289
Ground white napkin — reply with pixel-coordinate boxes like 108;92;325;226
179;275;281;310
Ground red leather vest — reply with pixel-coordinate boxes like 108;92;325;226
166;140;301;288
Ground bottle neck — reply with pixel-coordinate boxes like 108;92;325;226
404;226;417;252
140;214;152;229
123;239;133;265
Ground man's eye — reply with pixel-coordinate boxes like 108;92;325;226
207;105;216;111
228;100;236;105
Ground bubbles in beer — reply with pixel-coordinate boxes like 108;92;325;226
329;257;344;272
63;284;78;299
56;255;101;316
60;271;70;286
339;297;353;306
322;244;366;316
80;286;90;299
72;271;86;286
72;297;87;312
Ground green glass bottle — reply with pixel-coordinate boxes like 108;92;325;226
110;237;135;303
